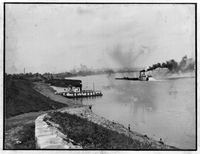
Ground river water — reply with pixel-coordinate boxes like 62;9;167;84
53;72;196;149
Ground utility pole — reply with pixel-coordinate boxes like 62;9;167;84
24;67;30;74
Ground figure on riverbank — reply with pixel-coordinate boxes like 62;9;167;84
159;138;164;145
128;124;130;132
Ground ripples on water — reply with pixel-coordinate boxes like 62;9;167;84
60;73;195;149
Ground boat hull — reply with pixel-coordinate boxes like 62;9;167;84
115;77;139;81
56;90;103;98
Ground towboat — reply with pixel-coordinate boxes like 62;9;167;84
115;70;154;81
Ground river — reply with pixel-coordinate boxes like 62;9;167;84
52;72;196;149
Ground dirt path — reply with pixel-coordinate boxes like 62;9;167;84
33;82;84;107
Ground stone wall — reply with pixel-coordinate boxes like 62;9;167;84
35;112;82;149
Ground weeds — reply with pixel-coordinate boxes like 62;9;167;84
5;122;36;149
48;112;158;149
13;123;36;149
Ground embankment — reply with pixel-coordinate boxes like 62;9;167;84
5;76;68;118
34;82;83;108
5;76;68;149
35;106;177;149
34;83;177;149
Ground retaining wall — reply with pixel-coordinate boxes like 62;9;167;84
35;112;82;149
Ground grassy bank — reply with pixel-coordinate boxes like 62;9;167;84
5;75;68;118
5;121;35;149
5;111;47;149
46;111;159;149
5;75;68;149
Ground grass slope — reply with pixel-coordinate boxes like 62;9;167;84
47;112;158;149
5;75;68;149
5;75;67;118
5;111;47;149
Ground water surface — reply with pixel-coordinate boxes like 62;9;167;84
54;73;196;149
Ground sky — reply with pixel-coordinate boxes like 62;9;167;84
5;4;195;74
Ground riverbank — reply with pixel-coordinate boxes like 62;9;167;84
5;76;69;149
35;82;177;149
5;76;68;118
33;82;83;108
5;76;178;149
5;111;46;149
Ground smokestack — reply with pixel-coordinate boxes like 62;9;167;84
139;69;145;78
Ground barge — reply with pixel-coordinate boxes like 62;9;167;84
49;79;103;98
48;78;82;90
56;90;103;98
115;77;139;81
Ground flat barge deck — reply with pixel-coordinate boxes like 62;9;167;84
56;90;103;98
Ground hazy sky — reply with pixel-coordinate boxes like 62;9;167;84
6;4;195;74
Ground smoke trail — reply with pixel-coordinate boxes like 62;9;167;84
179;56;195;73
109;45;134;68
146;55;195;73
139;45;150;54
109;44;150;68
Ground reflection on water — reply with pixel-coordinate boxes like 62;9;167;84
64;73;195;149
72;96;103;104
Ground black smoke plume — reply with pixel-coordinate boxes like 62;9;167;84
146;55;195;73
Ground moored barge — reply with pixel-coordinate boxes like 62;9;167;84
49;79;103;98
56;90;103;98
